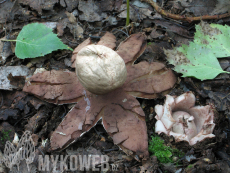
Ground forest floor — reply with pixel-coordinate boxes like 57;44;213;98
1;0;230;172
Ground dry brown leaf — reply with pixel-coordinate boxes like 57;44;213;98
71;38;92;68
78;0;107;22
118;4;155;21
179;0;216;16
97;32;116;50
211;0;230;15
18;0;58;15
116;33;147;65
60;0;79;12
0;66;30;90
65;11;77;24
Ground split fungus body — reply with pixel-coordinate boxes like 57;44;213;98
75;45;127;95
155;92;215;145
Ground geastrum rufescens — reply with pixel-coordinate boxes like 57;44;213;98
23;32;177;159
155;92;215;145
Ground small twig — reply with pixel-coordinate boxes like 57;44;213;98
64;35;79;44
14;112;35;126
142;0;230;22
57;54;68;61
112;29;129;37
158;168;163;173
176;148;194;163
0;0;7;4
1;39;16;42
126;0;130;26
93;127;105;138
221;93;230;100
60;105;67;118
85;133;98;146
88;35;102;39
37;147;45;157
103;148;119;152
0;92;3;108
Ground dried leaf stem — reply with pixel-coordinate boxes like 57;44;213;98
126;0;130;26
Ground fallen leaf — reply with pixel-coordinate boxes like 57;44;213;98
0;66;30;90
208;91;230;111
133;0;151;8
116;33;147;65
68;23;84;39
18;0;58;15
97;0;114;11
0;150;7;172
97;32;116;50
149;29;163;39
57;19;68;37
0;109;19;121
118;4;155;21
25;106;51;132
65;11;77;24
104;16;118;25
64;58;73;67
211;0;230;15
0;122;15;150
140;156;158;173
153;20;191;38
29;97;49;110
145;42;171;61
42;22;57;30
7;74;26;90
164;21;230;80
78;0;107;22
71;38;92;68
0;36;14;62
179;0;216;16
0;0;14;25
15;23;72;59
114;0;123;11
60;0;79;12
185;159;230;173
0;91;27;120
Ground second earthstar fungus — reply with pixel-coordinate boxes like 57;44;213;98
155;92;215;145
23;32;177;160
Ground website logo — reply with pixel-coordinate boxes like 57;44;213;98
0;131;118;172
38;154;110;171
1;130;35;171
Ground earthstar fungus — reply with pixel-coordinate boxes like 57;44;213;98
75;45;127;95
155;92;215;145
23;32;177;159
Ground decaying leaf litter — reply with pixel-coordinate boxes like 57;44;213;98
1;0;230;172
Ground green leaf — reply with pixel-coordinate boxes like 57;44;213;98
164;21;230;80
15;23;72;59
